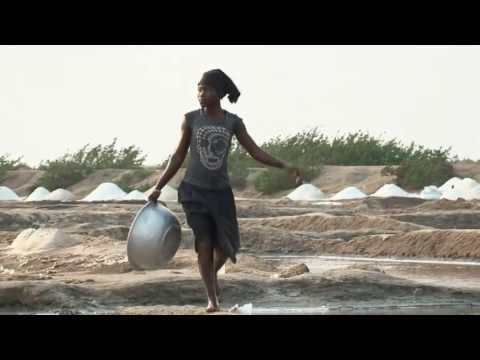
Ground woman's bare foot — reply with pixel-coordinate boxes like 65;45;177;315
206;299;220;313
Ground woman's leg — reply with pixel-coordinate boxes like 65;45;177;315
214;247;228;303
196;232;219;312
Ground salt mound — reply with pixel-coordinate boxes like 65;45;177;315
437;178;480;201
46;188;76;201
330;186;367;200
145;185;178;202
0;186;20;201
458;178;480;193
440;186;466;201
469;185;480;200
9;228;77;254
439;177;462;193
420;186;442;200
372;184;410;198
124;190;147;201
313;201;344;206
25;187;50;201
159;185;178;201
82;182;127;202
286;183;326;201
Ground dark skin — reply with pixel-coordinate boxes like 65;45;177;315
149;84;302;313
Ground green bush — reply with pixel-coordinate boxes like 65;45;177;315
36;159;91;191
36;139;147;190
229;128;455;167
254;166;321;194
138;183;154;192
226;128;460;192
116;168;154;193
0;154;24;182
228;163;249;190
159;152;191;169
385;149;454;190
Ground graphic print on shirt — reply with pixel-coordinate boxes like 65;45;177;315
196;126;231;170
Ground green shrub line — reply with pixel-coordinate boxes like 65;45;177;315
0;154;24;182
229;128;457;193
1;129;463;194
116;168;155;193
34;138;147;190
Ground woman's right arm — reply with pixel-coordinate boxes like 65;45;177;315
148;116;191;201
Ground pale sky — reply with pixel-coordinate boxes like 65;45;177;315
1;45;480;167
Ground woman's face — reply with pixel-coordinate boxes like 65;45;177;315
198;84;219;107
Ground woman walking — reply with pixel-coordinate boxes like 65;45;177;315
149;69;301;312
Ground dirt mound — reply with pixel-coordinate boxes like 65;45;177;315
369;230;480;258
65;168;185;198
9;228;78;254
235;204;317;218
277;263;310;278
234;166;400;198
389;211;480;229
239;224;480;259
68;170;131;198
362;197;427;210
0;231;18;245
239;225;397;254
135;168;186;190
310;166;397;194
1;165;403;201
225;254;278;276
240;213;427;233
0;211;49;231
239;226;320;253
70;225;130;242
452;161;480;182
415;199;478;211
1;170;45;196
344;264;386;273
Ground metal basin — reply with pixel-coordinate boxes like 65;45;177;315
127;201;181;270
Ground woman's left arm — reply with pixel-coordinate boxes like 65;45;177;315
235;121;302;180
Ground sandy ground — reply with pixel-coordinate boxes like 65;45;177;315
1;196;480;315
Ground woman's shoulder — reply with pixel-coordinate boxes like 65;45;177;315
225;110;243;123
225;111;245;133
184;109;202;120
183;109;202;127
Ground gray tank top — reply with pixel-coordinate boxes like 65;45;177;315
183;109;245;190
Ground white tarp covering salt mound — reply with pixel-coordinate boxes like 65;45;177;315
0;186;20;201
469;185;480;200
313;201;344;206
124;190;147;201
458;178;479;192
330;186;367;200
9;228;78;254
438;177;480;201
25;187;50;201
439;177;462;193
456;178;480;199
82;182;127;202
440;186;467;201
372;184;411;198
46;189;76;201
420;186;442;200
145;185;178;202
286;183;326;201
